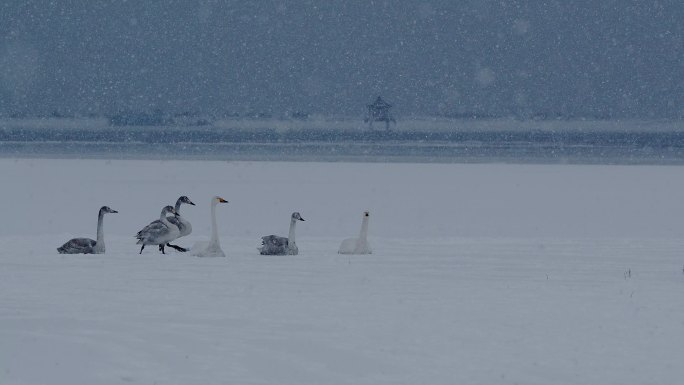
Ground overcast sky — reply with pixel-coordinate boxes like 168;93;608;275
1;1;683;118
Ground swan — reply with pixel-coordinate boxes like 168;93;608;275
137;196;195;252
136;205;180;254
191;196;229;257
338;211;372;254
259;212;305;255
57;206;118;254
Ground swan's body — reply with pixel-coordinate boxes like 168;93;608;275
338;211;372;254
137;196;195;252
259;212;305;255
136;206;179;254
57;206;118;254
191;196;228;257
168;213;192;237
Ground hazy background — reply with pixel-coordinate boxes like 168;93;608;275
1;1;683;119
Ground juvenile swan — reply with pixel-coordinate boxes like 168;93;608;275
338;211;372;254
137;196;195;252
191;196;228;258
136;205;179;254
57;206;118;254
259;212;305;255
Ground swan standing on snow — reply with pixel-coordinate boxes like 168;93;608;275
259;212;305;255
338;211;372;254
136;205;179;254
137;196;195;252
57;206;118;254
191;196;229;257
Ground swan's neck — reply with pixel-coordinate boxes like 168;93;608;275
95;210;105;252
210;202;219;246
359;216;369;241
288;218;297;245
175;199;183;214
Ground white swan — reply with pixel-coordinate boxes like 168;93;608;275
57;206;118;254
259;212;305;255
338;211;372;254
137;196;195;252
136;205;180;254
191;196;228;258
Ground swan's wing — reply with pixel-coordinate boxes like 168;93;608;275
262;235;288;246
58;238;96;254
259;235;288;255
136;221;172;243
136;216;181;238
338;237;357;254
136;219;164;237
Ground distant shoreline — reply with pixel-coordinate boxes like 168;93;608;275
2;118;684;164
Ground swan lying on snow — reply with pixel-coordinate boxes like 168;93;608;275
259;212;305;255
136;205;179;254
57;206;118;254
191;196;228;258
338;211;372;254
137;196;195;252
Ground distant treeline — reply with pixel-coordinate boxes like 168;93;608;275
2;126;684;149
2;109;626;124
2;110;310;124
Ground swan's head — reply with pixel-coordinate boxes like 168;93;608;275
179;196;195;206
162;205;177;216
212;196;228;205
363;211;370;218
100;206;118;214
292;212;305;221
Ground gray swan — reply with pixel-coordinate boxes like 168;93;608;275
135;205;179;254
137;196;195;252
259;212;305;255
57;206;118;254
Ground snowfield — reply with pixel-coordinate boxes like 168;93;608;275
2;159;684;384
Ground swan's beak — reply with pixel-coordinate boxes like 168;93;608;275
111;210;118;214
218;197;228;203
299;217;305;221
188;201;196;206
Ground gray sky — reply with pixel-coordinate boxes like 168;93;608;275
1;1;683;118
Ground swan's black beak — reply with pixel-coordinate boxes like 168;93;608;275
189;201;196;206
111;210;118;214
299;217;305;221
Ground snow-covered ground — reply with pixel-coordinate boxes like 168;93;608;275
2;159;684;384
